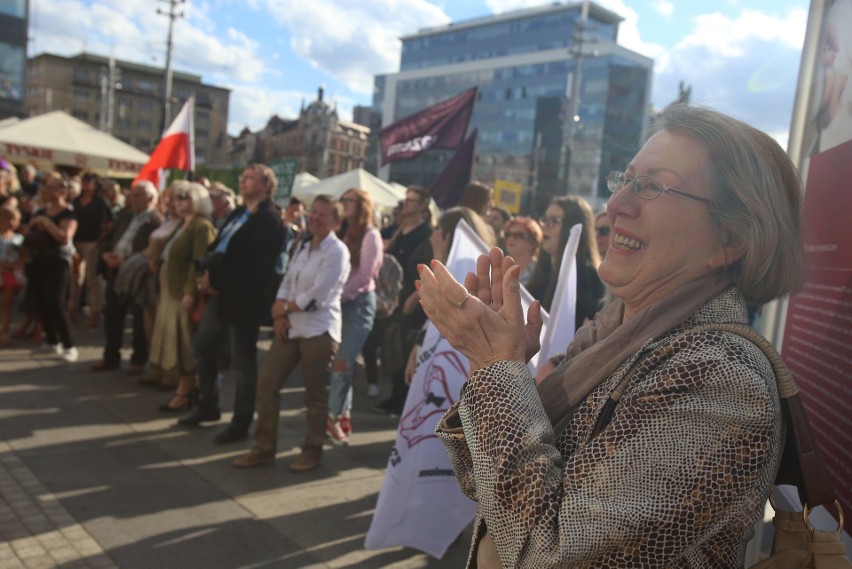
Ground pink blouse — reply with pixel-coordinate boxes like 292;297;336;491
342;226;383;302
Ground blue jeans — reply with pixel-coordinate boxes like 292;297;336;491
194;294;260;431
328;291;376;418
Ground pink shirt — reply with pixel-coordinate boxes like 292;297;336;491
342;226;383;302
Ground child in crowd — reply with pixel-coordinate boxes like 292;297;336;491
0;207;26;344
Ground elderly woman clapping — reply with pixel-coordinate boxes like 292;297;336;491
417;104;805;568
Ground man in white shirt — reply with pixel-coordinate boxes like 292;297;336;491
233;195;350;472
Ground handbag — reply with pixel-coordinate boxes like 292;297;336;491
190;289;207;325
590;323;850;569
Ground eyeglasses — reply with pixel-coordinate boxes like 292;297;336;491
539;216;563;228
504;231;530;241
605;170;710;205
175;192;191;201
595;226;610;237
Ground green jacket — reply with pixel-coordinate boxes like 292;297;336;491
164;215;216;301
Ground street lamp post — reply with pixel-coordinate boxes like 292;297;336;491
157;0;186;134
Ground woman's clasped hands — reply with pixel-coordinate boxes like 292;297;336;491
416;247;543;373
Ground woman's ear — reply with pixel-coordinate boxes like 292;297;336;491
709;230;746;270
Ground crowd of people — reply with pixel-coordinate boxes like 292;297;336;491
0;157;610;473
0;102;821;566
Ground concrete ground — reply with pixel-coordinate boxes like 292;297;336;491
0;320;472;568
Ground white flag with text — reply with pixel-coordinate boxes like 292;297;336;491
365;220;546;557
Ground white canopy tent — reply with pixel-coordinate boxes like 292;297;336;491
292;171;319;192
0;110;149;177
293;168;405;210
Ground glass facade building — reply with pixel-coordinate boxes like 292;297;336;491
372;2;653;214
0;0;28;119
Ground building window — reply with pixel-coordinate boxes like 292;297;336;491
197;128;208;139
135;80;156;94
73;68;91;84
137;119;152;130
0;0;26;18
72;109;89;120
0;42;25;100
73;89;89;101
138;100;153;111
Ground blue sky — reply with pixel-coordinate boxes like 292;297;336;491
29;0;810;143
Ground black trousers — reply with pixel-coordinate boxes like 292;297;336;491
30;255;74;348
102;277;148;366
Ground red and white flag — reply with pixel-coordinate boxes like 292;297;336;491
134;97;194;188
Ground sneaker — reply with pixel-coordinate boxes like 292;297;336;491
61;347;79;363
339;415;352;436
366;383;380;398
326;416;350;447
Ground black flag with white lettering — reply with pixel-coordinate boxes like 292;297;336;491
379;87;477;166
428;129;478;209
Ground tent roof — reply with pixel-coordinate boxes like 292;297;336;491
292;172;319;192
293;168;405;209
0;110;149;177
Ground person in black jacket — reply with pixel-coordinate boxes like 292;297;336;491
178;164;285;444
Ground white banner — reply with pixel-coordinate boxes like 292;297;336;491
535;223;582;375
365;220;548;557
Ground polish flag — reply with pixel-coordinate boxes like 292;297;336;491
134;97;194;189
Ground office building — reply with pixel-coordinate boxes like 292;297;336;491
0;0;28;119
26;52;231;166
373;2;653;212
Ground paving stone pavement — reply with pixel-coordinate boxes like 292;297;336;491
0;321;471;568
0;442;116;569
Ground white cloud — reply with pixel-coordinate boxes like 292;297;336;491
256;0;450;94
225;85;308;133
651;0;674;17
652;8;808;137
30;0;265;85
482;0;666;60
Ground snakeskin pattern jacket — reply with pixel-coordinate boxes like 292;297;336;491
436;288;783;568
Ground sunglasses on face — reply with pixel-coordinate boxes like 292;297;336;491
504;231;530;241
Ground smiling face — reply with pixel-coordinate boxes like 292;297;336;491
307;199;338;240
599;130;730;318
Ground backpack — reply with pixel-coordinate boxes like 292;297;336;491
374;253;403;318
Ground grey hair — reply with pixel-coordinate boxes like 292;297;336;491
134;180;159;204
171;180;212;217
651;104;805;302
